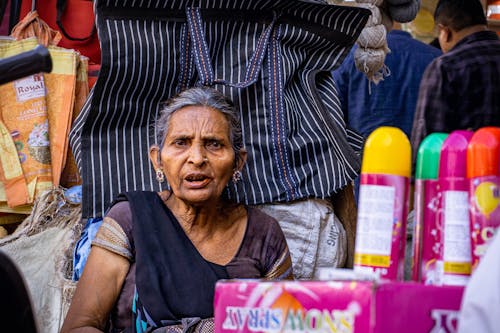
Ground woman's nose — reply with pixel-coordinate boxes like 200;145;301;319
187;145;206;164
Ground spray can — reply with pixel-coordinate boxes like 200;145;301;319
354;126;411;280
467;127;500;271
438;130;474;286
411;133;448;284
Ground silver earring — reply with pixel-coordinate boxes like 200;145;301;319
232;170;242;183
156;169;165;183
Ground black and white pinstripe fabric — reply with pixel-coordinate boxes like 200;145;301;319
69;0;370;218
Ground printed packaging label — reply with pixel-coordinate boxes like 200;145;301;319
214;280;464;333
469;175;500;270
412;179;442;285
354;174;409;280
14;74;46;102
439;178;471;286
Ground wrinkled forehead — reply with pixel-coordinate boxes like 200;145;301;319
167;106;231;138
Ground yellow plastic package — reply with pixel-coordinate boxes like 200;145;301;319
0;38;53;209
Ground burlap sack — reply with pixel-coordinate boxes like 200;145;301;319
0;188;83;333
331;181;358;268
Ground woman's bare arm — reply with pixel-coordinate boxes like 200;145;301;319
60;246;130;333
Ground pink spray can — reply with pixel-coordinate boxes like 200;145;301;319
467;127;500;271
354;127;411;280
437;130;474;286
411;133;448;284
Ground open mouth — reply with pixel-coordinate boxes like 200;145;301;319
185;173;210;187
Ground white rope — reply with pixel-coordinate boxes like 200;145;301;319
354;46;388;85
357;24;387;49
356;3;383;26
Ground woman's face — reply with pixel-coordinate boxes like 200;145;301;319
151;106;244;205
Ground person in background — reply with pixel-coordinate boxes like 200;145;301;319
60;87;293;333
458;230;500;333
333;17;441;200
410;0;500;161
333;19;441;141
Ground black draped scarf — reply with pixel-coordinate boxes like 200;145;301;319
121;191;228;329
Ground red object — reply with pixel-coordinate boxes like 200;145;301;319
19;0;101;64
467;127;500;178
488;1;500;20
0;0;12;35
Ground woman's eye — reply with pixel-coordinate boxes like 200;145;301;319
173;139;187;146
206;140;222;149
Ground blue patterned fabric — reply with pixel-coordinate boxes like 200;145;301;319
72;217;103;281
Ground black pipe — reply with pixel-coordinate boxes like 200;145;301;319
0;44;52;85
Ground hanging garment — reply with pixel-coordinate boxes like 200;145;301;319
69;0;370;218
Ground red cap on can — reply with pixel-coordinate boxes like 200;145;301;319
467;127;500;178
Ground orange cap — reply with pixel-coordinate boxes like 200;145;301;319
467;127;500;178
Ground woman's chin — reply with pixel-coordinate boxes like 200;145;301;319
175;189;221;206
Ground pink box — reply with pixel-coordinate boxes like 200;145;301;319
214;280;464;333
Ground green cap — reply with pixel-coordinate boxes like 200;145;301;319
415;133;449;180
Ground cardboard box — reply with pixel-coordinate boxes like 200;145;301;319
214;280;464;333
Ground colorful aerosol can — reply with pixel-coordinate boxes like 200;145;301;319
354;126;411;280
411;133;448;284
438;130;474;286
467;127;500;271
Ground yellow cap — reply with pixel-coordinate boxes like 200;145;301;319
361;126;411;177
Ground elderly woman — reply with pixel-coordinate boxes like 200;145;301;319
61;87;293;333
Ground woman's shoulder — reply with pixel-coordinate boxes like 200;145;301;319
106;191;162;217
105;199;134;240
106;200;132;222
94;200;135;260
237;206;292;279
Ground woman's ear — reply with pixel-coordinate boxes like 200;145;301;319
149;145;161;170
235;148;248;172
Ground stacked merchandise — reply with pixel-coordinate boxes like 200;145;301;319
354;126;500;285
0;11;88;233
214;126;500;332
412;127;500;285
0;9;91;333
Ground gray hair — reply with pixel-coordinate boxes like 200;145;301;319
155;87;244;163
